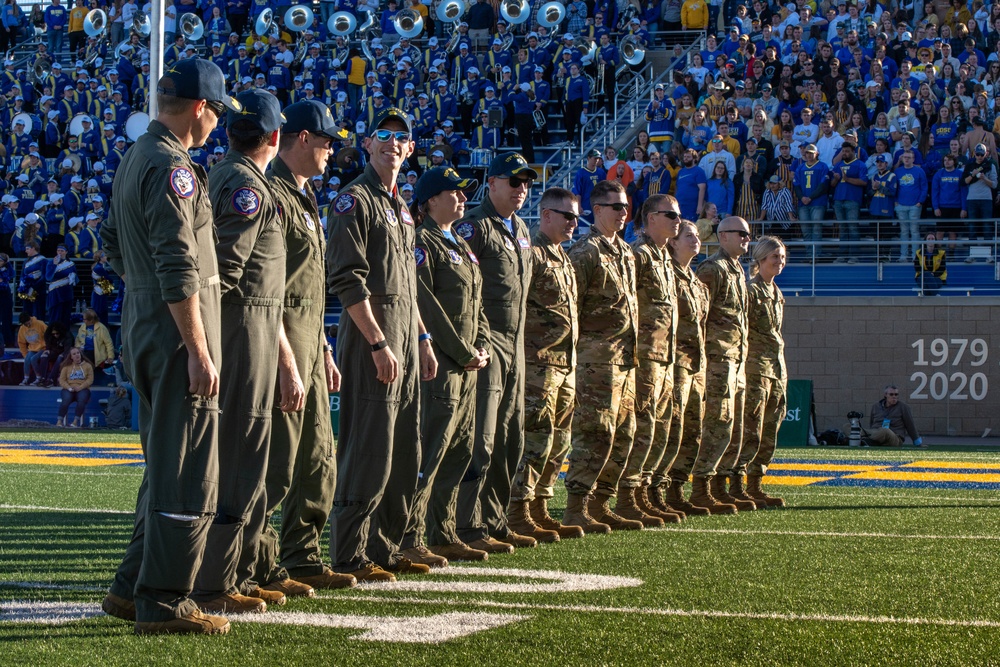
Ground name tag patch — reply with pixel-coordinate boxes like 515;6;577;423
468;251;479;264
517;237;530;249
401;208;414;225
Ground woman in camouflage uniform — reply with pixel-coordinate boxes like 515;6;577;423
736;235;787;508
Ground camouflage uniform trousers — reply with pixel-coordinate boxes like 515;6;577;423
654;365;704;486
598;358;673;491
565;363;636;497
692;357;746;479
510;363;575;503
737;374;787;477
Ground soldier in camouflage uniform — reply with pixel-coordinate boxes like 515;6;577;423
564;180;644;532
653;220;713;516
508;187;588;539
597;193;684;527
737;236;788;508
688;215;757;513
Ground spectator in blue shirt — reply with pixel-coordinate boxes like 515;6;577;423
931;154;966;245
793;144;830;247
45;0;68;56
675;148;708;220
706;160;734;218
894;151;928;262
831;142;867;262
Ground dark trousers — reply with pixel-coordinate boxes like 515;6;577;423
59;387;91;417
564;99;584;144
0;289;11;347
514;113;535;163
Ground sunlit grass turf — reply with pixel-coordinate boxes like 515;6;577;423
3;433;1000;666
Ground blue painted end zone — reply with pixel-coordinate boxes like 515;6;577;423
811;478;1000;491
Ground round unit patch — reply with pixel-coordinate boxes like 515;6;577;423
414;246;427;267
456;221;475;240
170;167;196;198
334;193;357;214
231;187;260;216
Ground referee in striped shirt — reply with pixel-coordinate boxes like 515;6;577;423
760;174;796;235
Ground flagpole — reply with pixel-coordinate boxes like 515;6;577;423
149;0;164;119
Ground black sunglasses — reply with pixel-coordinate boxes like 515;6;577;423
721;229;751;238
595;202;628;211
205;100;226;117
545;208;579;221
655;210;680;219
503;176;533;188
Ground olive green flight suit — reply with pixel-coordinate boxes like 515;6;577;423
326;164;421;572
403;218;490;548
565;229;639;498
737;276;787;477
656;258;710;485
102;120;222;623
511;231;578;503
255;156;337;585
190;150;284;601
602;233;677;491
691;248;748;480
453;194;532;543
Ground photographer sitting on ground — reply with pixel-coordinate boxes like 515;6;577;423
867;384;923;447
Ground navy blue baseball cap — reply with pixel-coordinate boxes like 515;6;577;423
373;105;412;133
415;166;477;204
282;100;347;139
228;88;284;133
488;152;538;179
156;58;239;111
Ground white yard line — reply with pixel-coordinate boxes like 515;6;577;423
344;594;1000;629
0;504;131;514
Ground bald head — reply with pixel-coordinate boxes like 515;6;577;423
717;215;751;257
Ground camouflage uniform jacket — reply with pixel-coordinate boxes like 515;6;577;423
632;232;677;364
745;274;785;381
696;247;748;362
414;218;491;367
524;230;577;369
568;228;638;367
672;257;709;373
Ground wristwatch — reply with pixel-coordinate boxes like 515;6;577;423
324;343;333;354
371;339;389;351
418;332;433;343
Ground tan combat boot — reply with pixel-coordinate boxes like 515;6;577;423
400;545;449;568
633;484;681;524
688;475;738;515
506;499;560;543
746;474;786;507
613;486;663;527
529;497;585;539
101;592;136;622
663;478;710;516
588;493;644;531
711;475;757;511
428;542;489;561
197;592;267;615
562;493;611;534
247;587;287;606
134;609;230;635
260;577;316;598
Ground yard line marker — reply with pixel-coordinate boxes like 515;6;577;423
345;595;1000;629
0;504;131;514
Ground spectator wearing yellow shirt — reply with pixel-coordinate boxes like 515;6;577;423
681;0;708;30
68;0;87;57
17;312;46;385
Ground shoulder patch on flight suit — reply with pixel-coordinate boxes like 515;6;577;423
334;193;356;213
170;167;196;198
414;246;427;267
456;221;475;240
231;187;260;215
448;249;463;264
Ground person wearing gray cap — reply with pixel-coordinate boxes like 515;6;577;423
254;100;357;594
101;58;239;636
186;88;287;615
327;106;439;582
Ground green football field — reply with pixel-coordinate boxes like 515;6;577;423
3;431;1000;666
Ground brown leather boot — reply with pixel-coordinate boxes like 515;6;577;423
663;478;710;516
496;531;538;548
529;497;585;539
712;475;757;511
636;484;682;523
562;493;611;534
747;474;786;507
588;493;644;531
613;486;663;527
506;499;560;543
688;475;738;515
